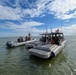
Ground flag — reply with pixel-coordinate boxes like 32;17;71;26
55;29;59;33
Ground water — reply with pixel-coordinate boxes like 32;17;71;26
0;36;76;75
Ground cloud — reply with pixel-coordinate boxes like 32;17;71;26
0;0;53;20
0;0;76;36
0;0;37;20
0;20;46;36
47;0;76;19
45;24;76;36
62;24;76;35
0;0;76;20
17;0;52;18
0;21;45;33
0;5;21;20
1;20;76;36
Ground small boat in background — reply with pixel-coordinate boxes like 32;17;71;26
6;33;36;48
6;38;36;48
28;30;66;59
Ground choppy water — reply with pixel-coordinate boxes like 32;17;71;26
0;36;76;75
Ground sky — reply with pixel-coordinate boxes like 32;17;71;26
0;0;76;37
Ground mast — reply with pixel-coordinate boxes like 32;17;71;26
50;22;52;33
60;12;62;32
50;22;52;43
46;26;48;33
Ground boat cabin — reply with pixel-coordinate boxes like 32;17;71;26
39;32;64;45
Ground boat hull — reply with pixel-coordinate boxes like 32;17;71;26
29;49;51;59
29;40;66;59
52;40;66;56
6;39;36;48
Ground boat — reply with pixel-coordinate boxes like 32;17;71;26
25;41;45;49
6;33;36;48
6;38;36;48
28;31;66;59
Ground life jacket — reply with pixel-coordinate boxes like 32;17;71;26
51;40;54;44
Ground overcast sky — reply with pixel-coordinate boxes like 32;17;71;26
0;0;76;37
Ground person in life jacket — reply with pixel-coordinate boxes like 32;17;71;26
51;35;55;44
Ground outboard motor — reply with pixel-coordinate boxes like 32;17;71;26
6;41;14;47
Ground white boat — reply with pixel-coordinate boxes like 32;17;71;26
6;38;36;48
25;41;44;49
28;32;66;59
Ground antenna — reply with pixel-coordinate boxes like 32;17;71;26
50;22;52;33
46;26;48;33
50;22;52;43
60;19;63;32
60;12;62;32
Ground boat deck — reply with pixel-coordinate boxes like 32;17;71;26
30;43;58;52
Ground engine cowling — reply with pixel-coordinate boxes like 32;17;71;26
6;41;13;47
